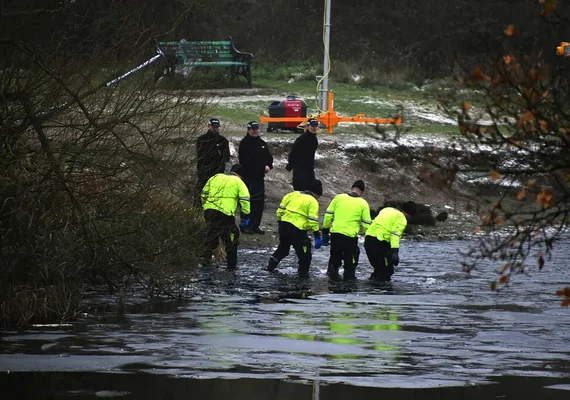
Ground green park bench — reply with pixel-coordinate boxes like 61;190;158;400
156;37;253;87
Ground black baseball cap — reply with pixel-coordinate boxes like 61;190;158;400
352;180;365;192
402;201;417;216
230;163;245;176
307;118;319;127
247;121;259;129
208;118;221;127
310;179;323;196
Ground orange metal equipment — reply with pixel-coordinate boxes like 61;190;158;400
260;92;401;134
557;42;570;57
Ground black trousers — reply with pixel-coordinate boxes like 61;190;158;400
364;236;394;281
292;168;315;191
328;233;359;279
243;176;265;230
201;209;240;268
268;221;312;274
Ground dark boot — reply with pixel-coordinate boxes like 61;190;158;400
343;272;356;281
266;256;279;272
343;266;356;281
327;266;341;281
298;268;310;279
370;269;391;282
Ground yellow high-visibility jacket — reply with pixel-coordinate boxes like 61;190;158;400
365;207;407;248
201;173;250;216
323;193;372;237
276;191;320;232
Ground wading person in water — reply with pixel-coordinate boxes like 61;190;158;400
200;164;250;269
266;179;323;278
322;180;372;281
364;201;416;282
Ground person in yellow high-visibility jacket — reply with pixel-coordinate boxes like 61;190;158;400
322;180;372;281
266;179;323;278
364;201;416;281
201;164;250;269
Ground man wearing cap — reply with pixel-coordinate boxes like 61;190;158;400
266;179;323;278
364;201;417;282
322;180;372;281
200;164;250;269
238;121;274;234
285;118;319;191
195;118;230;206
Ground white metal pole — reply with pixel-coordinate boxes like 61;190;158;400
319;0;331;111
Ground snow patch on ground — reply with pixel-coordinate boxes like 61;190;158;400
212;95;284;104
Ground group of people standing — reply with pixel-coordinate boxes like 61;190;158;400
196;117;417;281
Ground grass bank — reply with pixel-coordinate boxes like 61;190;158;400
189;63;462;137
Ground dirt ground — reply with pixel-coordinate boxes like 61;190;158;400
225;131;485;250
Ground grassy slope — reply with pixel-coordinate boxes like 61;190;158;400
208;75;461;137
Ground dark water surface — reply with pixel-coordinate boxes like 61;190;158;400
1;238;569;399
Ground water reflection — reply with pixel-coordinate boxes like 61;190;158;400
1;238;569;398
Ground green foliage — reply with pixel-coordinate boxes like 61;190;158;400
254;62;318;82
331;60;418;89
157;68;252;90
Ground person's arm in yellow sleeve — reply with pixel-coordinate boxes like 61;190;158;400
390;212;408;249
323;196;336;230
237;179;251;215
360;201;372;235
307;197;320;233
201;176;212;206
276;192;293;221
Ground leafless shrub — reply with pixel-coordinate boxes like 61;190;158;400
0;2;211;326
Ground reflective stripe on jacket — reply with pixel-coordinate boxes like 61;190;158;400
323;193;372;237
276;191;320;232
201;173;250;216
365;207;407;248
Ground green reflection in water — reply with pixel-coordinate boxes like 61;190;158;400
325;337;363;345
277;306;401;356
280;333;318;341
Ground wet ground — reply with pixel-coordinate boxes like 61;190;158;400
1;237;569;399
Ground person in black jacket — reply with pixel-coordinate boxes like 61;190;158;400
194;118;230;206
238;121;274;234
286;118;319;191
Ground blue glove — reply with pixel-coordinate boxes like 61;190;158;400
239;218;250;229
322;230;330;247
314;236;323;249
389;249;399;266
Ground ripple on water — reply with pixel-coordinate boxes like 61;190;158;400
1;238;569;393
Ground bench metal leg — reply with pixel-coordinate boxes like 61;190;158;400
245;66;252;88
230;65;252;88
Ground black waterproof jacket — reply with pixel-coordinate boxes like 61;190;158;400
196;130;230;178
238;134;274;178
287;131;318;171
